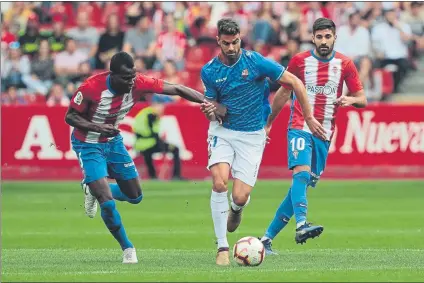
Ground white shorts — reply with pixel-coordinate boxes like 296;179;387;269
207;122;267;187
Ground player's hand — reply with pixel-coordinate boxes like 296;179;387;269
96;124;120;137
201;100;216;115
335;96;356;107
201;100;224;124
305;116;327;141
264;124;272;144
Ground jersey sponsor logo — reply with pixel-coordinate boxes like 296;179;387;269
242;69;249;78
124;161;135;167
306;81;338;96
215;77;227;83
74;91;83;105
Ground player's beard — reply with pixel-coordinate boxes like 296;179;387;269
222;48;240;65
316;43;334;58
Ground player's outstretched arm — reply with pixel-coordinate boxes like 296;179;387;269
278;71;327;141
162;81;205;104
65;108;120;137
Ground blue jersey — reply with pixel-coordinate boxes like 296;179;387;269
201;49;285;132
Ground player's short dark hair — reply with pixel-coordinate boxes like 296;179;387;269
110;51;134;73
217;18;240;36
312;18;336;35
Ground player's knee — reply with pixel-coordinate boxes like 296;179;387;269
293;170;311;184
292;165;311;174
232;193;250;207
212;179;228;192
127;193;143;204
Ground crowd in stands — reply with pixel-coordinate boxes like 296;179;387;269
1;1;423;106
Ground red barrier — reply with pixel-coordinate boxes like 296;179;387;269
2;104;423;180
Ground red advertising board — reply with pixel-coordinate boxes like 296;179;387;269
1;104;423;180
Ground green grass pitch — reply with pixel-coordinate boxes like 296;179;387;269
2;180;424;282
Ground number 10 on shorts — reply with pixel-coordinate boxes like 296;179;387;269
290;137;305;151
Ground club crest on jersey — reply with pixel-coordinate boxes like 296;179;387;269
242;69;249;78
332;66;338;74
74;91;83;105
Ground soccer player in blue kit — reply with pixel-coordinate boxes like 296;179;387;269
200;19;327;266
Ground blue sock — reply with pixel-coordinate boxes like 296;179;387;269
100;200;133;250
291;171;311;227
265;188;294;239
110;183;143;204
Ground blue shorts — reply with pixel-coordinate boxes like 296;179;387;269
287;129;330;187
71;134;139;184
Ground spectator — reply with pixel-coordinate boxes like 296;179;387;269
1;23;17;49
101;2;123;26
251;3;280;47
153;14;186;70
1;86;27;105
18;15;43;57
336;11;373;88
46;83;70;107
336;11;372;59
123;15;156;69
22;40;54;96
280;2;302;40
95;13;124;70
66;10;99;66
1;42;30;91
372;9;413;92
401;1;424;62
46;14;68;54
3;2;35;34
54;38;88;86
125;2;143;26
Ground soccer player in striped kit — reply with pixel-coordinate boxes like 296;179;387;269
260;18;367;254
65;51;224;263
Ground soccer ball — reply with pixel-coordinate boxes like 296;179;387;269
232;236;265;266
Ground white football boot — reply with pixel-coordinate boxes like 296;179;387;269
123;247;138;264
81;183;97;218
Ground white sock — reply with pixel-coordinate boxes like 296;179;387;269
230;194;250;212
296;221;306;229
211;191;229;249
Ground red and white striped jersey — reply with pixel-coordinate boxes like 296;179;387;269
70;71;164;143
282;50;363;140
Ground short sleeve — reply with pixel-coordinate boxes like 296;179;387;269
134;74;164;94
344;60;363;93
70;84;91;113
201;67;218;100
280;57;299;90
253;51;285;82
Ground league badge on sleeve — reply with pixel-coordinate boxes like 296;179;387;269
74;91;83;105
